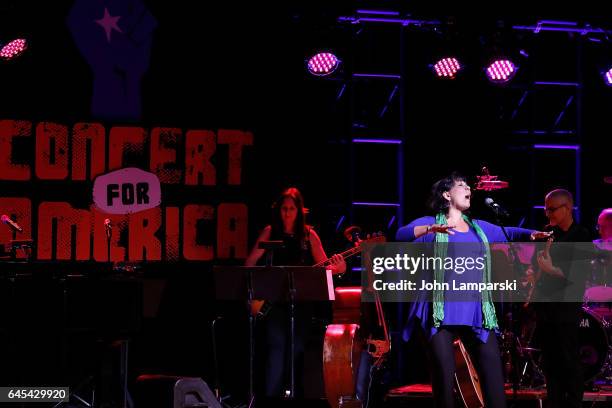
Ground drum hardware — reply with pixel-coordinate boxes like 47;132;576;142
570;306;612;387
507;247;612;389
498;309;546;390
598;346;612;384
581;307;612;388
514;334;546;389
503;305;612;390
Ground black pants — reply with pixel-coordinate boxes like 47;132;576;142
429;327;507;408
538;319;583;408
259;303;310;398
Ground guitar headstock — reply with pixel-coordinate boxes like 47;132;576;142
358;232;386;245
343;226;386;248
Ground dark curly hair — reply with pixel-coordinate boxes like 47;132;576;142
427;172;467;214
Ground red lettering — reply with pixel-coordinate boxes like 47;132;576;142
217;129;253;185
128;208;162;261
183;204;214;261
150;127;182;184
38;202;91;260
165;206;180;261
108;127;146;170
0;120;31;181
216;203;248;259
185;130;216;186
35;122;69;180
72;123;106;180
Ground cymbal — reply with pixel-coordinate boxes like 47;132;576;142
475;176;510;191
475;168;509;191
475;179;509;191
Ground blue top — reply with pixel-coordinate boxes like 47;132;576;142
396;216;534;343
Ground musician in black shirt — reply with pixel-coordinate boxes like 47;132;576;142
245;187;345;398
534;189;591;408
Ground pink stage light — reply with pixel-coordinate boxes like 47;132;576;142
485;59;517;83
0;39;28;60
307;52;340;76
433;57;462;78
604;68;612;86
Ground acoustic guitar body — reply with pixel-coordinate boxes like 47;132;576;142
453;338;484;408
323;323;363;408
323;287;365;408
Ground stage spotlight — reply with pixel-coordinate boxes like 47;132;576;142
485;58;517;84
432;57;462;79
307;52;340;76
604;68;612;86
0;38;28;60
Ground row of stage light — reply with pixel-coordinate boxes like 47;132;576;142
3;36;611;86
307;52;612;86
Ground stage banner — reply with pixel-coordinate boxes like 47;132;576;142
0;119;253;262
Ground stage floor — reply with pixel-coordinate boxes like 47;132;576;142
230;384;612;408
385;383;612;407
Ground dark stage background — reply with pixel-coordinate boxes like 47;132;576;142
1;0;611;404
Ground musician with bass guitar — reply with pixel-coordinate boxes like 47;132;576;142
244;187;346;398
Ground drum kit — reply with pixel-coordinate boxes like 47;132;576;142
472;167;612;389
501;249;612;390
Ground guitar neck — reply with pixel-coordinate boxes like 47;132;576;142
314;245;362;268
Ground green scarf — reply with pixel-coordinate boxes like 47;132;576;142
432;213;498;330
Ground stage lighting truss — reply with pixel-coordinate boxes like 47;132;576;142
332;14;612;90
513;20;612;88
0;38;28;61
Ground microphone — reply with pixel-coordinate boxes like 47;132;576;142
484;197;510;218
1;214;23;233
104;218;112;239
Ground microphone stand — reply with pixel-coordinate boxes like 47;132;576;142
250;241;283;407
9;227;17;260
493;211;523;397
106;227;112;264
287;267;296;399
246;267;255;408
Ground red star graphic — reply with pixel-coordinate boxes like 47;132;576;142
95;8;123;43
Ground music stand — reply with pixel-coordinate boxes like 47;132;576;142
213;265;334;405
258;240;284;266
